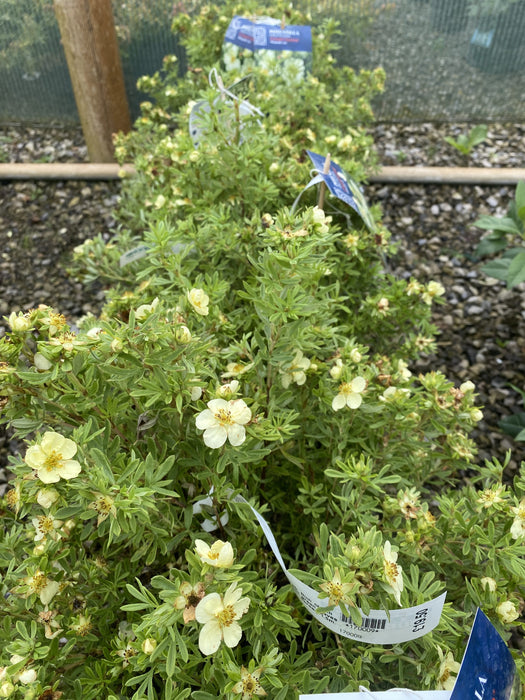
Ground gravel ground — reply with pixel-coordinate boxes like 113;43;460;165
1;122;525;481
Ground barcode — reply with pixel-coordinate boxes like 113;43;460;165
340;614;386;631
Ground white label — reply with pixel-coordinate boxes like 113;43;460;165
119;245;150;267
299;692;451;700
234;496;446;645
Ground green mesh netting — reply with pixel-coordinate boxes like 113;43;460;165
0;0;524;125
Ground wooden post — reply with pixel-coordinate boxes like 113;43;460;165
54;0;132;162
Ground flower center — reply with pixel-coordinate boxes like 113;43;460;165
43;450;63;471
95;496;114;515
215;408;233;426
385;561;399;580
37;516;55;534
339;382;351;394
327;581;343;599
243;677;256;693
216;604;236;627
30;572;48;593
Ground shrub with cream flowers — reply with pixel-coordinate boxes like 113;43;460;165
0;1;524;698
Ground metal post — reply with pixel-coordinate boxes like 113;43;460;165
53;0;132;162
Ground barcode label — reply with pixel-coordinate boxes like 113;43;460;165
340;614;386;631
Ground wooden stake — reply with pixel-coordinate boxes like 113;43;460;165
317;153;331;211
53;0;131;162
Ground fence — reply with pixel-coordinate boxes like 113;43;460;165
0;0;524;126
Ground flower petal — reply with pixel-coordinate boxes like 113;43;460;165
227;424;246;447
345;393;362;409
351;376;366;393
195;593;221;624
36;468;61;484
195;409;216;430
58;459;81;480
332;393;346;411
198;620;222;655
229;400;252;424
24;445;45;470
222;620;242;649
203;426;227;449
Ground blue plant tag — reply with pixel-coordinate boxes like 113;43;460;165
306;150;376;232
470;28;494;49
225;16;312;53
450;609;519;700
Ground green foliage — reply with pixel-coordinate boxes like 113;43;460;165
1;2;524;698
474;180;525;287
444;124;488;156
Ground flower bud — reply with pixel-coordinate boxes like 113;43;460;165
0;681;15;697
37;488;59;509
460;380;475;393
480;577;497;592
349;348;362;363
141;638;157;654
496;600;519;624
110;338;124;353
18;669;37;685
8;312;32;333
175;326;192;344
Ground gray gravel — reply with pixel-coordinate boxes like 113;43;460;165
1;122;525;481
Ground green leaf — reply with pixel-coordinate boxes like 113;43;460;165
481;258;511;282
505;250;525;287
474;215;522;235
166;639;177;678
499;413;525;439
515;180;525;217
474;234;508;258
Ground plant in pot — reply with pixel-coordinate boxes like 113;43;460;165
467;0;525;73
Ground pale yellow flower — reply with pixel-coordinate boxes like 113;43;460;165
34;352;52;371
187;288;209;316
422;281;446;305
332;377;366;411
436;648;460;690
135;297;159;320
32;514;63;542
195;582;250;655
232;666;267;699
383;541;403;606
477;485;506;509
510;498;525;539
88;494;117;526
23;571;60;606
281;350;311;388
25;432;81;484
319;568;356;607
222;362;254;378
195;539;234;568
70;614;92;636
496;600;520;624
398;488;420;519
216;379;240;398
196;398;251;448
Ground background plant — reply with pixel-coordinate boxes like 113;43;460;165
1;2;524;698
444;124;488;156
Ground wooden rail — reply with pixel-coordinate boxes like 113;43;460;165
0;164;524;184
